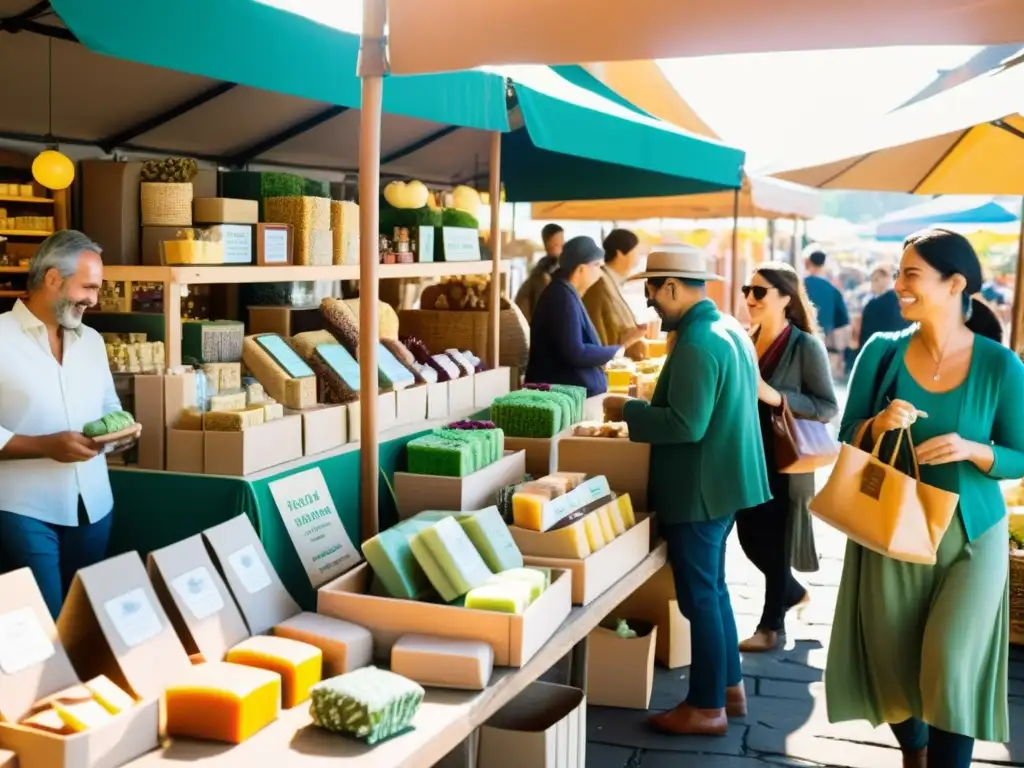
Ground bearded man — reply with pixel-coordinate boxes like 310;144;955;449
0;230;122;618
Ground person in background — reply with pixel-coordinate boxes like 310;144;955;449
0;231;127;619
804;250;851;378
525;236;646;397
735;263;838;653
858;261;910;349
582;228;646;359
515;223;564;322
604;246;771;736
827;229;1023;768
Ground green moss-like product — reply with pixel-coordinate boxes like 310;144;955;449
490;392;564;437
379;202;442;234
310;667;424;745
406;435;475;477
548;384;587;423
441;208;479;229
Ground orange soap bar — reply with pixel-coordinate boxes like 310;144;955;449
226;635;322;709
166;662;281;744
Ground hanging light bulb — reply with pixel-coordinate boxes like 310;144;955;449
32;148;75;190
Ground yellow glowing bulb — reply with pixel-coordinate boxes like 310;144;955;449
32;150;75;191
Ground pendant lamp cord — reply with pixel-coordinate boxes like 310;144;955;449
47;37;53;140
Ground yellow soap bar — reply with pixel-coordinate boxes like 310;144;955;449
84;675;135;715
596;506;617;542
512;492;548;531
607;369;632;388
507;519;591;559
582;512;607;552
53;700;114;732
226;635;322;709
209;390;248;412
644;338;667;358
615;494;636;529
244;404;268;426
604;502;627;537
21;708;74;735
166;662;281;743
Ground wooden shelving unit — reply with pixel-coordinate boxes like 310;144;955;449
0;230;53;237
0;195;53;204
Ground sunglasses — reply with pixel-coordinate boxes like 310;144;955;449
741;285;770;300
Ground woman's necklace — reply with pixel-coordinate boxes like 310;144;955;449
923;332;952;381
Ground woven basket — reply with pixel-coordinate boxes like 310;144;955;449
1011;549;1024;645
140;182;193;226
398;307;529;368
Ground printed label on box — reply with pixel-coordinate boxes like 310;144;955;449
170;566;225;621
269;467;362;588
103;588;163;648
0;607;55;674
227;544;272;595
262;227;289;264
441;227;481;262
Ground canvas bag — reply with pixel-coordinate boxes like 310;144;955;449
809;425;959;565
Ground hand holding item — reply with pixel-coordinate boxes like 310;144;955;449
916;433;975;466
603;394;632;422
619;325;648;349
874;399;926;433
45;431;101;463
757;377;783;407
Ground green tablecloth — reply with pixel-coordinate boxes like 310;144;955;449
108;430;428;610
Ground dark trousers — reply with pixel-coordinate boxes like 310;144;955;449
736;475;806;632
661;515;742;709
0;499;112;620
890;718;974;768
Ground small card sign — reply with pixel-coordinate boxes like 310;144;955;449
377;342;416;391
0;607;55;675
860;463;886;501
316;343;361;391
417;226;435;263
256;223;292;266
227;545;272;595
269;468;362;588
103;588;163;649
208;224;254;264
441;226;481;262
170;566;225;621
256;334;315;379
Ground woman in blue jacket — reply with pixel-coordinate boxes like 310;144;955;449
525;236;646;396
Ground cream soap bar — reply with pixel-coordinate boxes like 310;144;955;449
273;612;373;678
390;634;494;691
487;567;547;603
412;516;492;600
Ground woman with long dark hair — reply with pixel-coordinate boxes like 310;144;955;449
735;262;838;652
827;229;1024;768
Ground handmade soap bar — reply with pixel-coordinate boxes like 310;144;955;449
203;409;262;431
226;635;323;708
85;675;135;715
511;493;547;531
242;334;318;410
166;662;281;743
607;369;632;389
548;471;586;491
309;667;424;745
508;519;591;559
547;384;586;423
263;402;284;421
596;505;617;542
362;520;433;600
490;391;565;437
243;404;267;426
583;512;607;552
21;708;73;734
603;502;627;537
444;349;475;377
391;634;494;690
53;700;113;732
416;517;493;596
408;535;458;601
488;567;547;604
209;390;247;412
377;342;416;391
429;354;461;381
519;480;564;500
176;407;204;430
406;434;475;477
204;362;242;392
457;506;523;573
464;581;532;614
615;494;636;529
273;612;373;678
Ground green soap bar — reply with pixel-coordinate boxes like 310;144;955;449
464;582;532;614
549;384;587;423
82;418;108;437
415;517;493;597
457;506;523;573
362;521;433;600
310;666;424;745
406;435;474;477
490;393;561;438
528;566;553;589
409;534;460;602
488;567;547;603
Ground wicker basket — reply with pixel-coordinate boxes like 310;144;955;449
398;307;529;368
1011;549;1024;645
140;182;193;226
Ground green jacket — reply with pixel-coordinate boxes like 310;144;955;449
623;299;771;524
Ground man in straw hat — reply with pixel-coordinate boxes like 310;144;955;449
604;245;771;736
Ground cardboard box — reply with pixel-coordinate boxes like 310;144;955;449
557;437;651;511
165;428;203;474
613;565;692;669
448;374;475;416
0;749;15;768
395;384;428;427
140;226;185;267
132;375;164;470
473;366;511;409
203;414;303;476
318;563;571;667
163;372;197;426
0;569;159;768
478;682;585;768
394;450;527;520
426;381;451;420
57;553;192;700
522;515;652;605
247;306;325;338
146;535;249;662
81;160;143;266
503;427;571;478
294;405;346;456
586;624;656;709
193;198;258;224
345;392;397;444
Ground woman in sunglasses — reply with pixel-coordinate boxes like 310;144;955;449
735;262;838;653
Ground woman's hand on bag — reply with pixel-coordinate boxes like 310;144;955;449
917;433;992;469
874;399;923;432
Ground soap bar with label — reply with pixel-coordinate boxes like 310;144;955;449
273;612;373;678
226;635;323;709
390;634;494;690
166;662;281;743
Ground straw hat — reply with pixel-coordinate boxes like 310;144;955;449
631;245;722;282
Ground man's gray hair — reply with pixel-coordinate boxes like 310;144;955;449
27;230;102;291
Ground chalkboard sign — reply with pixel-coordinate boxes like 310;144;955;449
255;334;315;379
377;342;416;391
316;344;361;392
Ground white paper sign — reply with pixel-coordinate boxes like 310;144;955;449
227;545;272;595
0;608;55;674
262;227;290;264
441;226;482;262
103;588;163;648
268;468;362;587
170;566;225;621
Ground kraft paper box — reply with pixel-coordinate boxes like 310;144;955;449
0;750;14;768
132;375;164;471
503;427;572;478
473;366;511;409
586;623;657;710
203;415;303;476
146;535;249;662
0;569;159;768
292;404;346;456
448;374;475;415
165;429;203;474
613;565;692;669
478;683;586;768
426;381;450;420
345;392;397;444
394;450;527;520
57;553;192;701
394;384;428;427
557;437;651;511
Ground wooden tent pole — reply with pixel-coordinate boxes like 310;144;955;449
1010;196;1024;353
730;187;740;315
488;132;502;368
357;0;386;541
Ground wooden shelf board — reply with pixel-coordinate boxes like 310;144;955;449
0;195;53;204
103;260;508;285
0;266;28;273
0;290;27;299
0;229;52;237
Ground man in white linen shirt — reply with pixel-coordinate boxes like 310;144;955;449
0;230;121;618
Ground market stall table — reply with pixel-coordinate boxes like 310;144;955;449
123;542;668;768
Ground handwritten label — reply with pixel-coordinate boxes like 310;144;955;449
441;227;481;262
171;566;225;621
262;227;290;264
860;463;886;501
227;545;272;595
269;468;362;588
210;224;253;264
0;608;55;674
103;589;163;648
417;226;435;263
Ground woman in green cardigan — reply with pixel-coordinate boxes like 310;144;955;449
827;229;1024;768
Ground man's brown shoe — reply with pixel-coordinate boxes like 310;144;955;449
726;684;747;718
738;629;778;653
902;748;927;768
650;703;728;736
